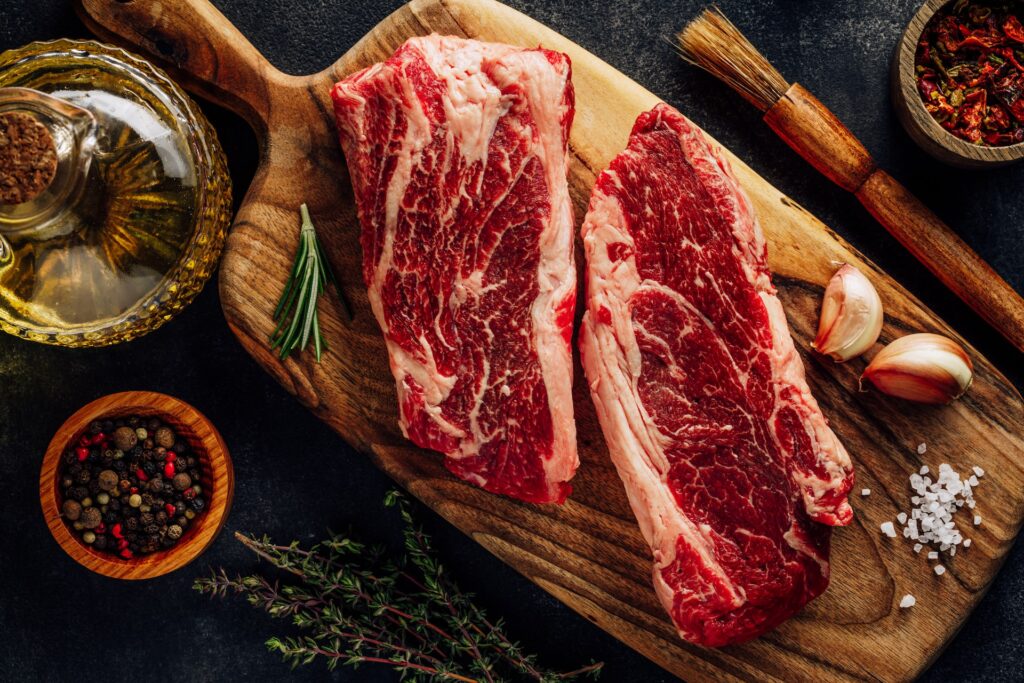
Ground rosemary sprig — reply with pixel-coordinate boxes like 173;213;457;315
195;490;603;682
270;204;344;362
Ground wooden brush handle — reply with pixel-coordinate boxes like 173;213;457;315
75;0;281;129
764;83;1024;353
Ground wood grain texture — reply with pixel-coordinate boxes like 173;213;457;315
75;0;1024;678
40;391;233;580
763;81;1024;355
892;0;1024;168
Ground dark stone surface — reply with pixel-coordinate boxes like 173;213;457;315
1;1;1021;681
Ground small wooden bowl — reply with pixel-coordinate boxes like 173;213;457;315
40;391;233;579
892;0;1024;168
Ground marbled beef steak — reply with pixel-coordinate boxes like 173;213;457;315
579;103;855;646
331;35;578;503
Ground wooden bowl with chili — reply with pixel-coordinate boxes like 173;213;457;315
39;391;233;579
893;0;1024;167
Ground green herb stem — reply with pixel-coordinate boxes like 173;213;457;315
195;491;602;682
270;204;347;362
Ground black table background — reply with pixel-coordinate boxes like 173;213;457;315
1;1;1022;681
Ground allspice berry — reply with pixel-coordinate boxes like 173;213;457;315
172;472;192;491
62;499;82;521
112;426;138;452
154;426;175;449
97;469;119;492
80;506;102;529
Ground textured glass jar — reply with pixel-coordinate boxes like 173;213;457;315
0;40;231;346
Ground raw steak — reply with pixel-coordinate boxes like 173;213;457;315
579;103;854;646
331;35;578;504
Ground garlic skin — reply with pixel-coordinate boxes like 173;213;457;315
812;264;883;362
861;333;974;404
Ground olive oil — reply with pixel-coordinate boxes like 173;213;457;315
0;40;231;346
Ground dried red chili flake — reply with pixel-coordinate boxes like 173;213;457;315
915;0;1024;145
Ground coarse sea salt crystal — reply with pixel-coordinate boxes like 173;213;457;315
887;462;985;573
900;594;916;608
861;488;871;497
917;443;927;455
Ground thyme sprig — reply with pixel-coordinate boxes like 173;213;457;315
270;204;345;362
194;490;602;682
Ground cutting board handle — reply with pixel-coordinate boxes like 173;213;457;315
75;0;281;129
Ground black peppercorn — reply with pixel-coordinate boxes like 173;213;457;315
62;450;76;465
142;461;156;476
144;524;160;536
139;512;155;527
74;469;91;484
147;418;161;432
125;517;139;532
141;493;154;507
69;486;88;501
93;535;108;550
155;511;168;524
148;477;164;493
189;498;206;513
61;477;74;489
104;511;118;524
87;480;101;495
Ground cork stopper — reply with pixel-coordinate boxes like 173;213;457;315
0;111;58;205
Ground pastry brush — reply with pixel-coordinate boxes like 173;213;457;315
678;7;1024;354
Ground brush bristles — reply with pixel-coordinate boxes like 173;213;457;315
677;7;790;112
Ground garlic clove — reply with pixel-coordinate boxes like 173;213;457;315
861;333;974;404
812;264;884;362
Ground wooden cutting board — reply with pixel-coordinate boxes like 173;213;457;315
77;0;1024;680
